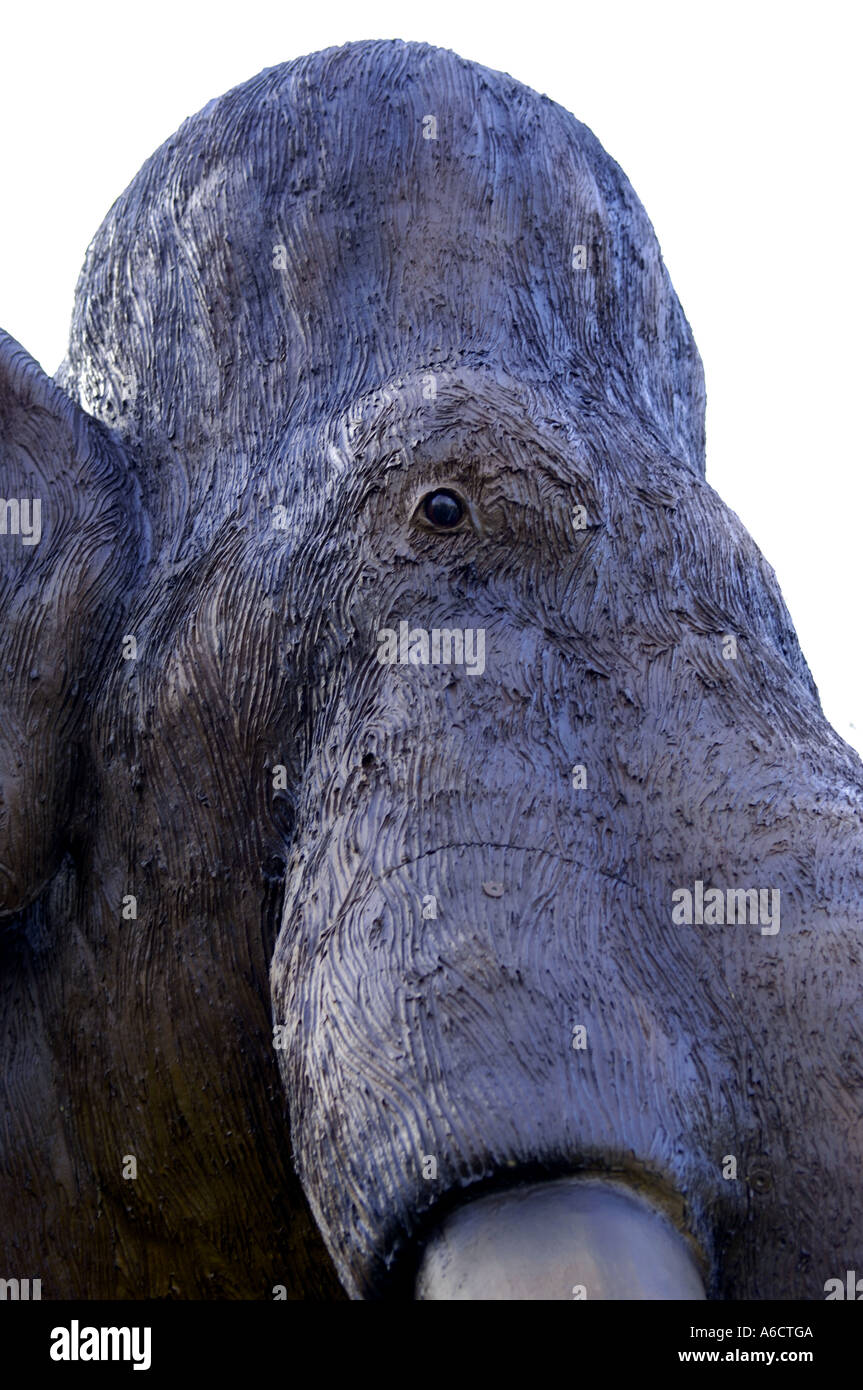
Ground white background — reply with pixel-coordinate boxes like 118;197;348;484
1;0;860;753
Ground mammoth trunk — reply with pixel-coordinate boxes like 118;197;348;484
270;674;719;1299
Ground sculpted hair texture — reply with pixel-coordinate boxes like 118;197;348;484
0;39;861;1302
59;41;706;557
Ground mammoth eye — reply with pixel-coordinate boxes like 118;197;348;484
421;489;465;529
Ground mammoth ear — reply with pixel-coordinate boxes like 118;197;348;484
0;330;142;918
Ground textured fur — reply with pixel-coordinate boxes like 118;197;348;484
1;40;861;1300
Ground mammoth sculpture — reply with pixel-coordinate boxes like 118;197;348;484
1;39;861;1302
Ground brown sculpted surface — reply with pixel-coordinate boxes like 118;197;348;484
0;40;861;1300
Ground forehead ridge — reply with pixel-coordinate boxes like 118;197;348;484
60;39;705;556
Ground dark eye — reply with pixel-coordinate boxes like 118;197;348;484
422;489;464;529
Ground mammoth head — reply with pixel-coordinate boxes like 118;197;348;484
2;39;861;1301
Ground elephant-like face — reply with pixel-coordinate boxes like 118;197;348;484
268;365;863;1299
4;40;862;1301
